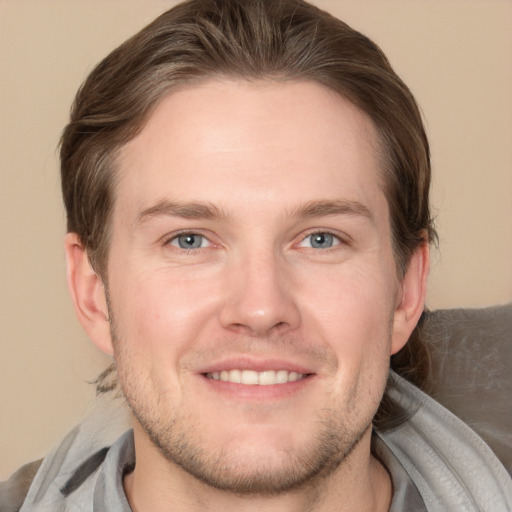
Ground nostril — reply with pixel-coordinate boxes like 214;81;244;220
229;323;251;333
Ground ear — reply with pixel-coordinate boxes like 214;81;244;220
390;241;430;355
64;233;114;355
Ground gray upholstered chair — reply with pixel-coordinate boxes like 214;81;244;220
426;303;512;474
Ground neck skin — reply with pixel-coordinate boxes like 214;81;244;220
123;421;392;512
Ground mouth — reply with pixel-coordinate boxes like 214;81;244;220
204;369;308;385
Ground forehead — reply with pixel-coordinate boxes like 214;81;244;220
114;79;386;223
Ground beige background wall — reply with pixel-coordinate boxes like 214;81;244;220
1;0;511;479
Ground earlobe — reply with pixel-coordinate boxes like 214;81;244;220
64;233;114;355
391;241;430;355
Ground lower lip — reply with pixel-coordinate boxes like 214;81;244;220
200;374;314;400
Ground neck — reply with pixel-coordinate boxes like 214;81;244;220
124;425;392;512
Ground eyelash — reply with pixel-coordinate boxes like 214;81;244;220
297;230;346;250
162;229;348;254
164;231;211;251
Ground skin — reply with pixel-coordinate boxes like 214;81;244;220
66;80;429;512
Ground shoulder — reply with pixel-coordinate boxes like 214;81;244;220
7;394;131;511
377;372;512;511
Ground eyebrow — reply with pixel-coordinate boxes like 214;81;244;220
290;199;374;224
136;200;227;225
136;198;374;225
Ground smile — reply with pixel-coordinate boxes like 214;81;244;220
205;369;307;385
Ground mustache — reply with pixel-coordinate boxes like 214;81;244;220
180;334;338;373
107;308;338;374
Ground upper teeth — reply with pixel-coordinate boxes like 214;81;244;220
206;369;305;385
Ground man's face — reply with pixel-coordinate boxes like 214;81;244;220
104;80;408;493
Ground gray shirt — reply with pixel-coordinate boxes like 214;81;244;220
88;429;426;511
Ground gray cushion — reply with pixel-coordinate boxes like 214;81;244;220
425;303;512;474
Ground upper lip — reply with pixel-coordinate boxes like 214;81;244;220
197;357;315;375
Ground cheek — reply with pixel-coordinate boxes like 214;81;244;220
111;267;222;355
299;260;396;331
308;265;395;411
296;261;396;373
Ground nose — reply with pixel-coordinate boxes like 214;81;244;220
219;250;301;337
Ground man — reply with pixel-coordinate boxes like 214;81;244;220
3;0;511;510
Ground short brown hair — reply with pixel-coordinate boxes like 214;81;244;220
61;0;437;430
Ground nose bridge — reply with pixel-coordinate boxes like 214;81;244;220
219;243;300;336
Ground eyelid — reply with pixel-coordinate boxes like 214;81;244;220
297;229;350;247
162;229;216;250
171;234;210;249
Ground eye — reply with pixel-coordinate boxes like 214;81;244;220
300;232;341;249
169;233;210;250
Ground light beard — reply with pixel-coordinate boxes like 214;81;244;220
107;299;388;496
129;397;373;496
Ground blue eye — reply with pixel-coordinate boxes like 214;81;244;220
170;234;209;249
301;232;340;249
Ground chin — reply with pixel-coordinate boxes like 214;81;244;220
132;400;373;496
